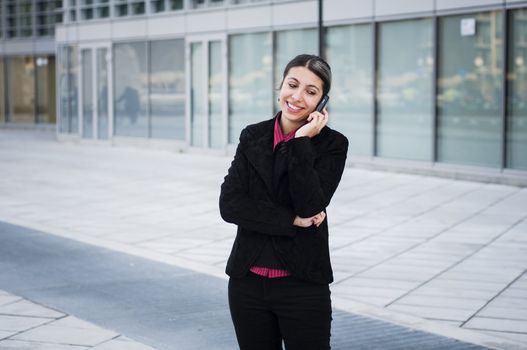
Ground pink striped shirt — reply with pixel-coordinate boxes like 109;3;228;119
250;114;300;279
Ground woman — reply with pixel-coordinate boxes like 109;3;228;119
219;54;348;350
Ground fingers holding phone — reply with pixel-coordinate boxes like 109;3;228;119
297;107;329;138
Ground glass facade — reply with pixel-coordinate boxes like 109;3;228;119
0;59;5;124
326;24;374;156
150;39;186;140
97;48;109;140
274;29;318;108
5;1;523;179
507;9;527;170
378;19;434;161
36;56;57;124
58;46;79;133
114;42;148;137
7;56;36;123
229;32;272;143
82;49;93;138
191;42;204;147
437;11;504;168
209;40;223;149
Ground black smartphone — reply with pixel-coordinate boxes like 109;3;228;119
315;95;329;113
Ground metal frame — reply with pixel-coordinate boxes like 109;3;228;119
432;15;439;163
501;9;510;170
372;20;379;157
186;32;226;150
78;42;113;141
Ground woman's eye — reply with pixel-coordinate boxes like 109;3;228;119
288;83;296;88
307;91;316;95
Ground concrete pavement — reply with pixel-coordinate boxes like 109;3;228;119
0;289;155;350
0;128;526;349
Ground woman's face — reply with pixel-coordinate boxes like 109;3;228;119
279;66;324;123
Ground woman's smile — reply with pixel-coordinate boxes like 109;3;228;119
286;101;304;113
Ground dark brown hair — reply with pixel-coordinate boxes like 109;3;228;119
281;54;332;96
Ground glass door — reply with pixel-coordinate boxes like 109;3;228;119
81;49;93;138
188;38;225;149
96;48;109;140
80;44;111;140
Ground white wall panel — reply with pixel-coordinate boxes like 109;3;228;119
78;22;111;41
436;0;504;10
186;10;227;33
272;0;317;27
112;19;148;40
375;0;434;17
3;41;35;55
55;26;67;42
227;6;272;31
34;39;56;53
148;14;186;37
325;0;373;22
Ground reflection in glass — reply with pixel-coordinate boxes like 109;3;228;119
274;29;317;109
326;24;373;156
0;58;5;123
97;48;109;139
229;32;272;143
507;9;527;170
378;19;433;161
58;46;78;133
438;12;503;167
7;56;35;123
209;40;223;149
150;39;185;140
82;49;93;138
36;56;56;124
191;42;204;147
114;42;148;137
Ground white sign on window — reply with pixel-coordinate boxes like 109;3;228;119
461;18;476;36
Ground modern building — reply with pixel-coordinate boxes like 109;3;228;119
1;0;526;185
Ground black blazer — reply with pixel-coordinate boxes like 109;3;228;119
219;115;349;284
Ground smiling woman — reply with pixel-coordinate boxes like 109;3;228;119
219;54;348;350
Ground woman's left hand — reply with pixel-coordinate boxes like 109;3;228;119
295;108;329;138
312;211;326;227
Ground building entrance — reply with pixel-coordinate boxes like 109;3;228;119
80;45;112;140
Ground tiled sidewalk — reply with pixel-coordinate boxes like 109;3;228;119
1;128;526;349
0;289;156;349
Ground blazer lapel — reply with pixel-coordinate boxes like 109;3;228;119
243;119;275;196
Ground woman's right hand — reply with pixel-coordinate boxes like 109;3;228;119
293;211;326;228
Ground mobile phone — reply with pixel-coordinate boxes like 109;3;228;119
315;95;329;113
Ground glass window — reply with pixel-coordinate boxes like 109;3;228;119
114;42;148;137
191;42;204;147
7;56;35;123
437;11;503;167
169;0;183;10
274;29;317;109
377;18;434;161
58;50;67;133
228;32;272;143
151;0;165;12
97;48;109;139
82;49;93;138
209;40;223;149
150;39;186;140
36;56;56;124
507;9;527;170
0;59;5;124
326;24;374;156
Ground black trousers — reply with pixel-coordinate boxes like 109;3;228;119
228;272;332;350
